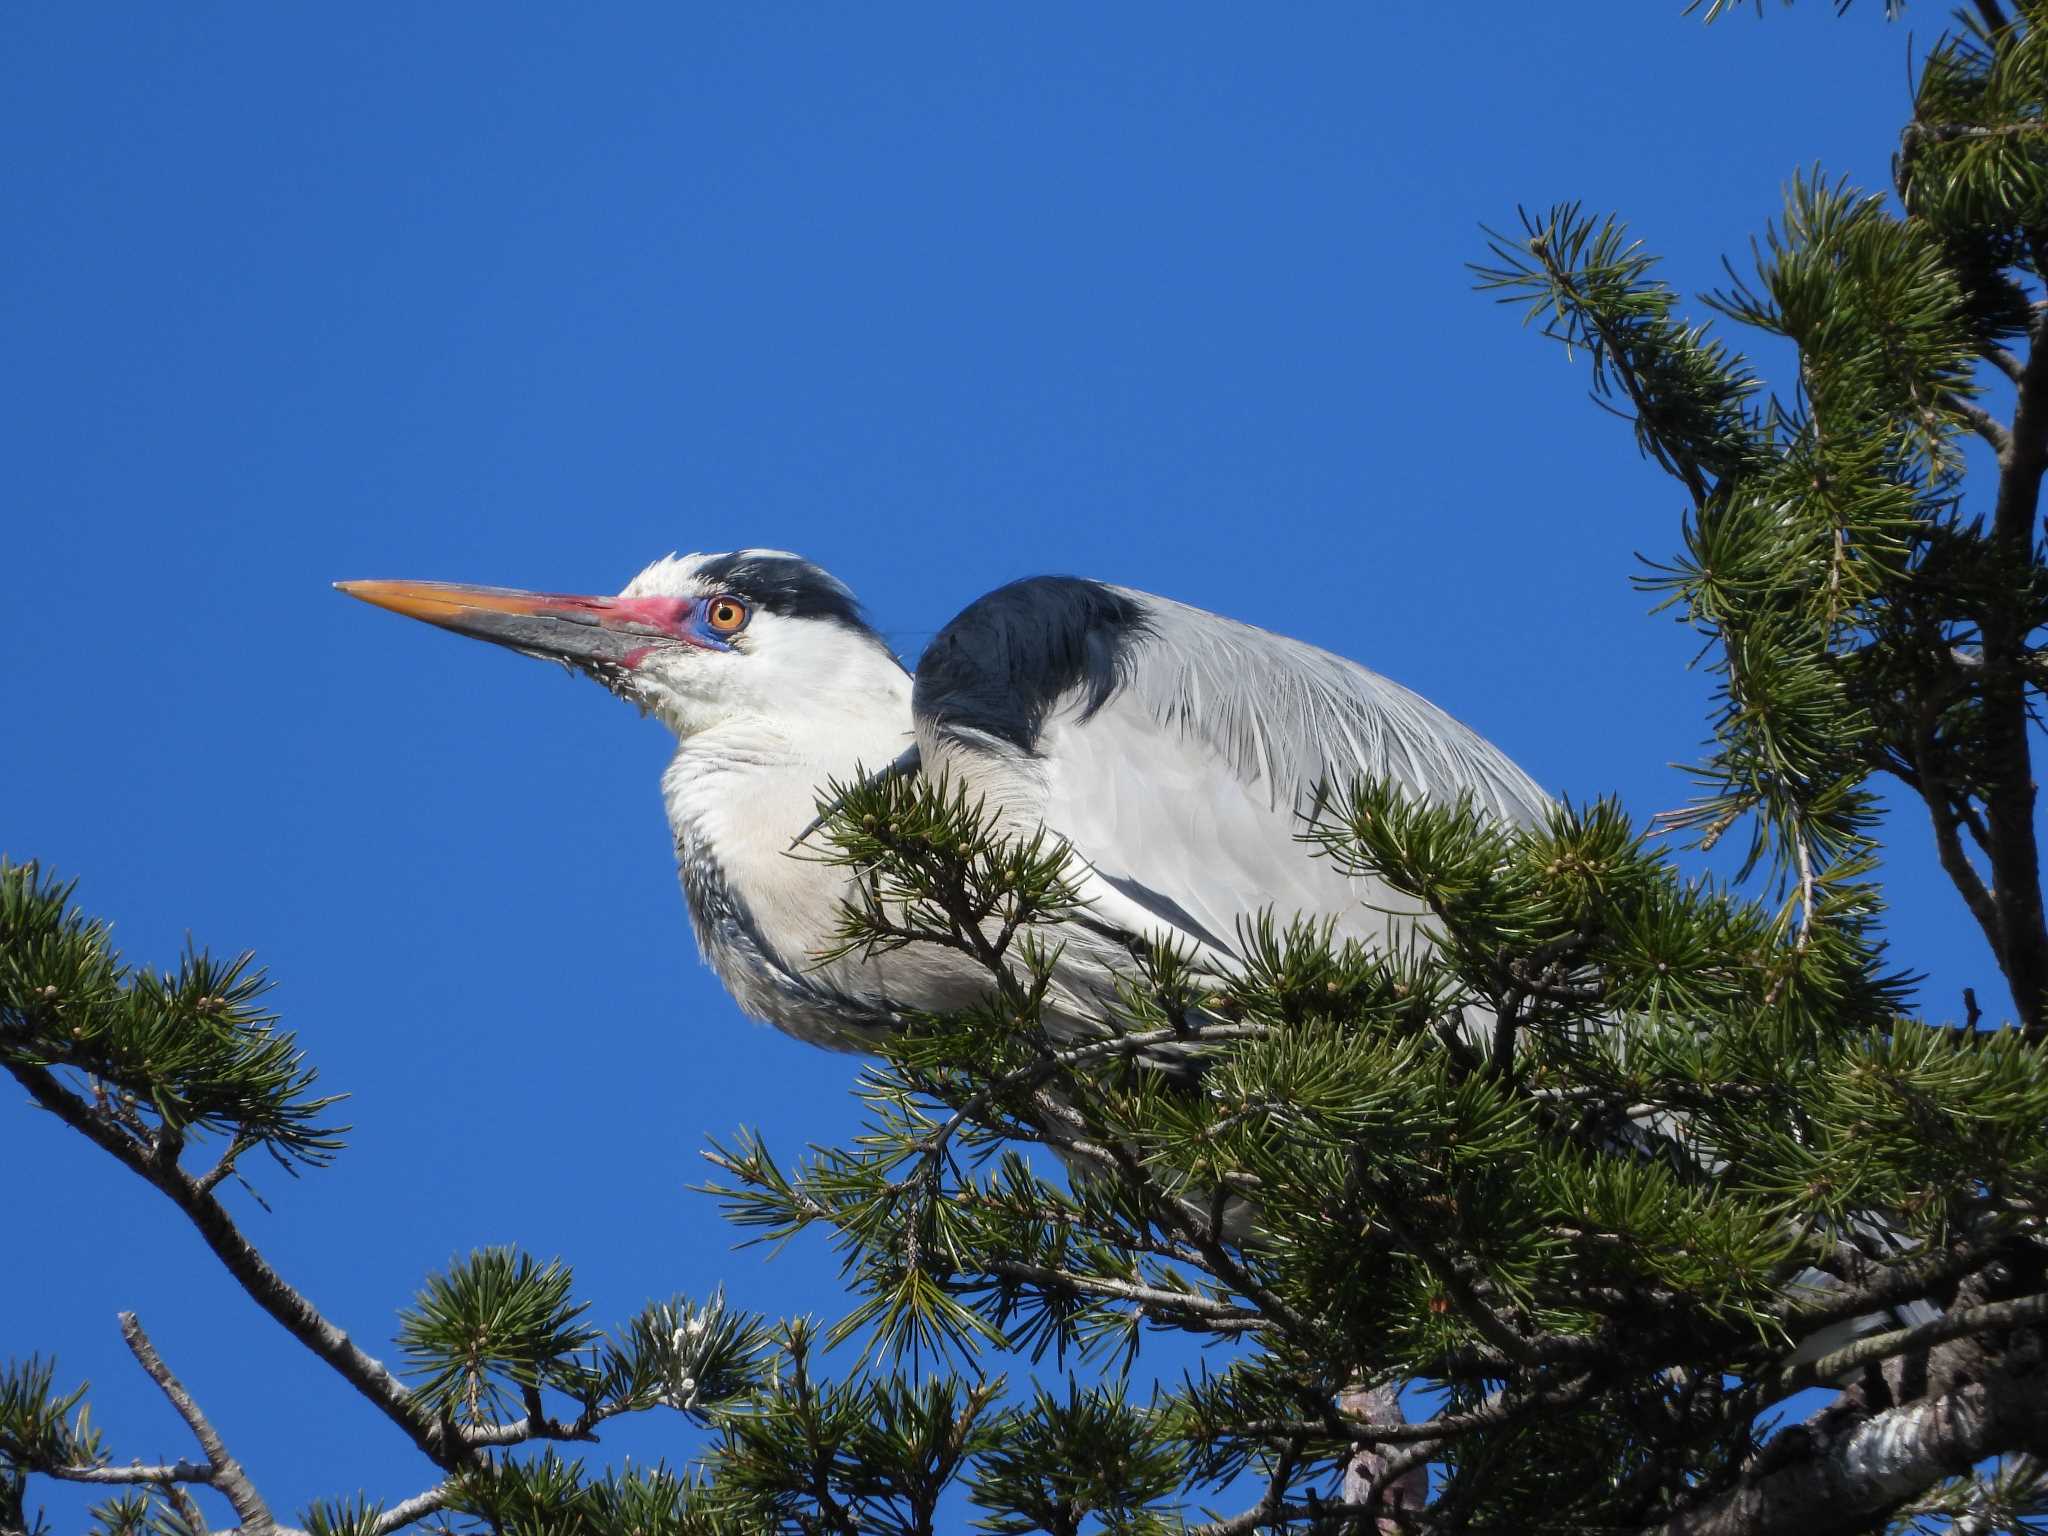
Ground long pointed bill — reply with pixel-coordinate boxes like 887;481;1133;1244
335;580;695;671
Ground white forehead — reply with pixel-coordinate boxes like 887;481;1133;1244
619;549;806;599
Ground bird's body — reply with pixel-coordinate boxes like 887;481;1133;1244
614;561;1540;1056
341;552;1548;1050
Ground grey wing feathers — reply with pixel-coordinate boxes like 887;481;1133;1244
1111;591;1550;827
912;578;1550;963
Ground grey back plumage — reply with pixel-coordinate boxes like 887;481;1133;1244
912;579;1549;978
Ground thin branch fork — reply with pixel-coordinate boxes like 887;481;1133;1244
1914;723;2004;952
119;1312;271;1535
39;1314;276;1535
1069;1103;1322;1347
1;1057;453;1469
1188;1437;1311;1536
979;1256;1262;1325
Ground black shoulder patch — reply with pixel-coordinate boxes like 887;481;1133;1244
694;552;874;633
914;576;1152;753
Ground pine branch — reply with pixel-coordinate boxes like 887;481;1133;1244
1083;1122;1321;1348
1357;1154;1540;1367
0;1058;452;1470
1654;1368;2048;1536
1914;731;2005;954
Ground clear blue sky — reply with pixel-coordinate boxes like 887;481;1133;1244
3;3;1999;1524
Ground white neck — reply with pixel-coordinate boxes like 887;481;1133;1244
662;709;905;849
657;667;915;1031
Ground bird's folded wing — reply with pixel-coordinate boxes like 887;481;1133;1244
912;579;1551;963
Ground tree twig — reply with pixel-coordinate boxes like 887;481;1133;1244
1914;728;2005;963
1946;392;2015;457
120;1311;273;1535
1;1058;453;1469
982;1257;1258;1319
1980;341;2025;384
369;1485;453;1536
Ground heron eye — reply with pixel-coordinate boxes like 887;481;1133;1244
705;597;750;635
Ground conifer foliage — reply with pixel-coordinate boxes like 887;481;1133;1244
10;5;2048;1533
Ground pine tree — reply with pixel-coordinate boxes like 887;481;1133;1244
9;5;2048;1533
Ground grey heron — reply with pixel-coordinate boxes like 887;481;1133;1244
339;550;1936;1360
337;549;1549;1052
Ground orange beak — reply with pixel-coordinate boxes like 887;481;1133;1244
335;579;698;670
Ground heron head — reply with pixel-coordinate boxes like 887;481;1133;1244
337;549;905;738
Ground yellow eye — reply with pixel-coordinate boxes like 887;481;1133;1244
705;597;750;635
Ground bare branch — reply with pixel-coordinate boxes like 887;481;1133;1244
119;1312;275;1536
1913;729;2005;962
461;1414;602;1449
370;1485;452;1536
1;1058;453;1468
43;1461;210;1488
980;1256;1262;1326
1945;391;2015;457
1981;341;2025;383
